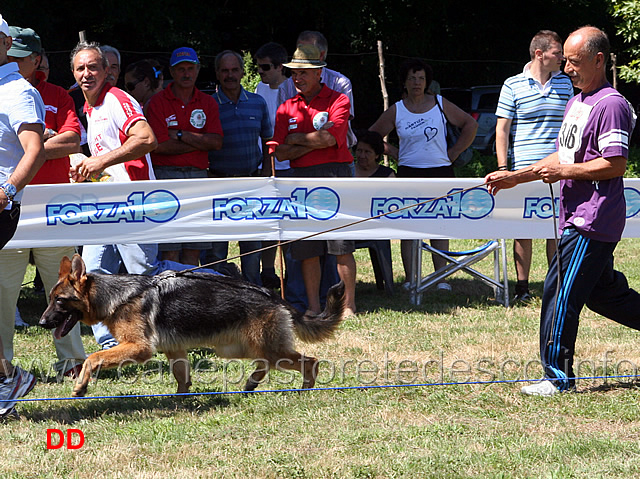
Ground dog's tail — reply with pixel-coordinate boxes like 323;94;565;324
292;280;346;343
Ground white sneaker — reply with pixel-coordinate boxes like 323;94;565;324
436;282;452;291
521;380;559;397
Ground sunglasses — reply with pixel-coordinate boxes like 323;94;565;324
125;79;142;92
257;63;274;71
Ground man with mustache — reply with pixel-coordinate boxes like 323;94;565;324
486;26;639;397
69;41;158;350
101;45;121;88
273;44;357;317
146;47;223;266
206;50;272;286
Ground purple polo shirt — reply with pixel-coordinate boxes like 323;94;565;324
558;83;634;242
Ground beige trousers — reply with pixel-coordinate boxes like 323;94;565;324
0;247;86;373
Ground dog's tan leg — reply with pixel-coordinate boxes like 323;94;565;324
72;343;154;397
244;359;270;391
274;352;318;389
165;350;191;394
73;356;98;397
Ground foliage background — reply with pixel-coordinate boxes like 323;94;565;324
4;0;639;130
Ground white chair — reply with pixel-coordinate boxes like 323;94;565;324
406;239;509;307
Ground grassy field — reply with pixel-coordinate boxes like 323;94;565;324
4;239;640;478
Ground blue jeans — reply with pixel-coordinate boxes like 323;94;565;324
207;241;262;286
284;248;340;312
83;243;158;348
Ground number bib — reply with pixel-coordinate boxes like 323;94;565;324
558;100;593;165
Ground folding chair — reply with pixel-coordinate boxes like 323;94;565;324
406;239;509;307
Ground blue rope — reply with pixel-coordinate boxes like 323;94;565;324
7;373;640;404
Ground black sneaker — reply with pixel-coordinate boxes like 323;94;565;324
513;292;533;304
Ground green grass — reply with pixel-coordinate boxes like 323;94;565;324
5;239;640;478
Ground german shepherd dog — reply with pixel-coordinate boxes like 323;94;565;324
40;255;346;397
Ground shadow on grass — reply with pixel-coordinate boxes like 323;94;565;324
584;378;640;393
24;389;234;424
355;279;546;314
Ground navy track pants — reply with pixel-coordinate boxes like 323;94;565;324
540;227;640;390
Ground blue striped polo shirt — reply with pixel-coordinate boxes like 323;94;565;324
208;86;272;175
496;65;574;170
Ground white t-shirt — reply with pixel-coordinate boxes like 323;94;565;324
85;84;155;181
256;81;290;170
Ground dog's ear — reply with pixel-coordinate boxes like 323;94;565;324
70;254;86;282
59;256;72;278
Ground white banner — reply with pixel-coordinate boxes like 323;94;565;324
7;177;640;249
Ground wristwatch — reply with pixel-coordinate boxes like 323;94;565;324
176;130;183;142
0;182;17;201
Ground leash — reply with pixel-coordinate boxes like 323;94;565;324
174;167;536;276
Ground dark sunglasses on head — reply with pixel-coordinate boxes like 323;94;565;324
125;79;142;92
258;63;274;71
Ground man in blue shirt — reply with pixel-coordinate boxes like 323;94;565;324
207;50;272;285
495;30;574;303
0;13;45;419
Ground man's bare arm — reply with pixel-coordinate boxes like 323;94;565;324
285;129;336;149
70;120;157;181
43;131;81;160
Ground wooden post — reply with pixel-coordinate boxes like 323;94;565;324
377;40;390;166
611;53;617;90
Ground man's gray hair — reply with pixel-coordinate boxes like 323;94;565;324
215;50;244;71
70;41;107;71
297;31;328;56
100;45;121;65
580;26;610;61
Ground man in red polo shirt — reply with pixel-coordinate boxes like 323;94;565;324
0;26;86;380
146;47;223;265
273;44;356;317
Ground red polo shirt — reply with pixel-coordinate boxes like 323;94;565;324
146;83;223;169
273;84;351;168
31;75;81;184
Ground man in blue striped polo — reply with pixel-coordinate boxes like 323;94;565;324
495;30;574;303
207;50;273;286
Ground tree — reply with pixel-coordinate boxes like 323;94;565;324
610;0;640;83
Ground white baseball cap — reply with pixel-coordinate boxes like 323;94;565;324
0;15;9;37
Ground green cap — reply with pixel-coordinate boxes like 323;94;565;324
7;27;41;58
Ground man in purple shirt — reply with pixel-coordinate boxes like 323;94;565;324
485;26;640;397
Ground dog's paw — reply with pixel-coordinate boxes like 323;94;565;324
72;385;87;397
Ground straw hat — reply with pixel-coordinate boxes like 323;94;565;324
282;44;326;69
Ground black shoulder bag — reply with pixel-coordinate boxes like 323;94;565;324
434;95;474;168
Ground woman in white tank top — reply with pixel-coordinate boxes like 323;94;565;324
369;58;477;289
